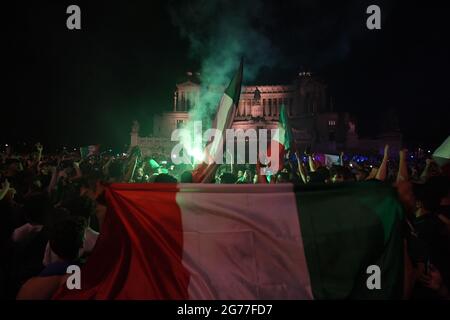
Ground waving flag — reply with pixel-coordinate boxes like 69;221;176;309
52;182;404;300
266;104;294;175
192;59;243;183
433;135;450;167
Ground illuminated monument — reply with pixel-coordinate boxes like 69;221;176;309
131;72;401;158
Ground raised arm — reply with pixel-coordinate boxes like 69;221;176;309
397;149;409;183
339;151;344;166
420;158;437;182
0;179;10;200
308;154;317;172
47;166;59;194
35;143;43;164
71;161;82;180
376;144;389;181
123;147;141;183
102;156;114;177
365;166;379;180
124;156;138;183
295;152;308;184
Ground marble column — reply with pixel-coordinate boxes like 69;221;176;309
173;91;178;111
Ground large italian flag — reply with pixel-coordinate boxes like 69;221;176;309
192;59;243;183
53;181;404;300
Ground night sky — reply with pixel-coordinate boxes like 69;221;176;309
2;0;449;152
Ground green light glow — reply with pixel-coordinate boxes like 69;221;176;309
188;147;205;163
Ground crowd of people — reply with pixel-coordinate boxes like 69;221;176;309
0;142;449;299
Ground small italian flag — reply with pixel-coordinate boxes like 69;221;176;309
53;181;404;300
258;104;293;181
273;104;293;152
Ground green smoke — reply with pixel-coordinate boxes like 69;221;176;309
169;0;280;158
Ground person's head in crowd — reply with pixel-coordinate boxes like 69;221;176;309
108;160;124;182
180;171;193;183
87;155;96;166
330;166;347;183
354;168;369;181
29;151;39;162
412;178;448;217
57;177;81;201
63;195;96;227
59;160;75;176
219;172;236;184
154;173;177;183
276;171;290;183
49;216;86;263
4;159;22;176
440;163;450;178
308;167;331;184
28;177;43;194
82;160;102;177
243;170;252;183
424;176;450;207
56;169;71;187
79;172;101;195
134;166;149;183
253;173;259;184
214;165;228;183
23;193;49;226
236;169;250;184
410;165;420;181
435;174;450;209
136;167;144;178
317;167;331;183
38;162;51;176
428;162;442;179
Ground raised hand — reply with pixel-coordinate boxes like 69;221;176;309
1;179;10;191
35;142;43;152
399;148;408;158
384;144;390;157
397;148;409;182
58;170;68;179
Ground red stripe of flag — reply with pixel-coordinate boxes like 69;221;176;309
52;183;189;299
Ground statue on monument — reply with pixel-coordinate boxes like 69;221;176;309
253;87;261;103
251;87;264;119
348;121;356;134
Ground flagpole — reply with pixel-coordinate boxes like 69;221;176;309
230;150;233;173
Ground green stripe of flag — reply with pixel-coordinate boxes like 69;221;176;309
272;104;293;151
224;57;243;102
279;104;292;151
295;181;404;299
